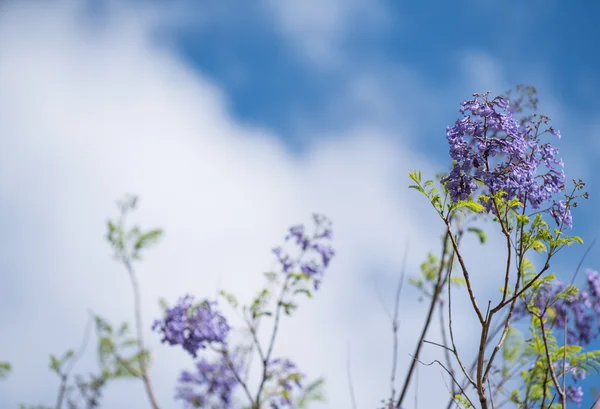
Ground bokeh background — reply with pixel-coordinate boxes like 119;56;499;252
1;0;599;408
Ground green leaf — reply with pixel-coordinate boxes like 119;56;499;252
515;214;530;226
263;271;279;283
450;277;466;286
49;355;60;372
0;362;12;379
408;277;423;289
62;349;75;362
158;297;169;312
454;394;474;409
293;288;313;298
467;227;487;244
409;169;422;184
219;290;239;308
117;322;130;337
95;316;113;334
280;301;298;315
295;377;326;408
133;229;163;251
530;240;547;253
452;200;485;213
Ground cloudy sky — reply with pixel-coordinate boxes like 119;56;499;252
1;0;599;408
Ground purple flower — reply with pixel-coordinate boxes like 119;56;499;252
273;215;335;291
550;200;573;229
515;272;600;346
587;270;600;298
265;358;305;409
566;385;583;406
273;247;293;273
558;361;587;384
152;295;230;357
441;92;568;225
176;354;240;409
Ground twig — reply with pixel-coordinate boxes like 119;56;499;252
408;356;476;409
346;342;358;409
123;258;161;409
538;316;565;407
396;231;451;408
221;347;257;407
55;311;94;409
446;249;477;389
423;339;454;353
390;243;409;403
255;274;291;407
444;220;484;324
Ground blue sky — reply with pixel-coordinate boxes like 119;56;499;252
0;0;599;408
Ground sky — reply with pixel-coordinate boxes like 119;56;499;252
0;0;599;408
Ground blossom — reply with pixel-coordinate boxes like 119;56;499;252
566;385;583;406
550;200;573;229
273;214;335;291
514;272;600;346
441;92;568;224
265;358;305;409
176;354;240;409
152;295;230;357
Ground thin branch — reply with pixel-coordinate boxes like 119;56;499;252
221;347;257;407
569;237;596;285
589;395;600;409
408;356;476;409
438;298;458;404
390;243;409;403
55;311;94;409
396;231;451;408
538;316;565;407
562;313;567;409
255;274;291;407
346;342;358;409
423;339;454;353
123;259;161;409
446;249;477;389
488;378;495;409
445;219;484;324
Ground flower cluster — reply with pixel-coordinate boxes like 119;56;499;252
175;354;240;409
152;295;230;357
272;214;335;290
441;92;568;225
265;358;305;409
566;385;584;406
562;361;587;381
515;271;600;346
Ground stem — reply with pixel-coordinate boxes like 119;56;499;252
222;347;257;407
55;313;94;409
538;316;566;407
124;259;161;409
389;244;409;404
445;220;485;324
396;230;451;408
255;275;291;407
347;343;359;409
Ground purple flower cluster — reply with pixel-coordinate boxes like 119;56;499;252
562;361;587;381
266;358;304;409
515;270;600;346
152;295;230;358
175;354;239;409
566;385;583;406
441;93;569;225
272;214;335;290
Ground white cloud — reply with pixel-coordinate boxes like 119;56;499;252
0;3;529;409
261;0;389;67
